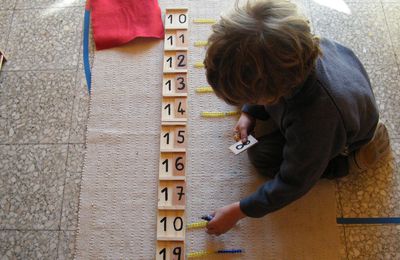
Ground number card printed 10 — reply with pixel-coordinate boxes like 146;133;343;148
157;7;188;260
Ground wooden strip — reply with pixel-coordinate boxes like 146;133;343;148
194;40;208;47
193;18;217;24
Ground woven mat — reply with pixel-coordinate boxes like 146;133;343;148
75;1;340;259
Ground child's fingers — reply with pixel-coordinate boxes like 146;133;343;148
240;128;248;143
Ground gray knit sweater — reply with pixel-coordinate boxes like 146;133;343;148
240;38;379;217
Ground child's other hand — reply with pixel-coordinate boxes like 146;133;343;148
234;112;256;143
206;202;246;236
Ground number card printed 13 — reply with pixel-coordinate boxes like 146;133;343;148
229;135;258;155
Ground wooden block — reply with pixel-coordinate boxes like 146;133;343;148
163;74;188;97
156;241;185;260
164;30;188;51
160;125;187;151
161;97;187;122
163;51;188;73
165;9;189;30
159;152;186;178
157;210;185;240
229;134;258;155
158;180;186;208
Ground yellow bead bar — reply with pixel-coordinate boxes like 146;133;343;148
187;250;214;258
194;41;208;47
193;18;217;24
194;62;205;68
201;111;240;117
195;86;213;93
187;221;208;229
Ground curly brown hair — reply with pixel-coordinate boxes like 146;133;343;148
204;0;321;106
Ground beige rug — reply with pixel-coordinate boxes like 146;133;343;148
75;1;340;259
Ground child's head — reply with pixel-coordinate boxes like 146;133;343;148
204;0;321;106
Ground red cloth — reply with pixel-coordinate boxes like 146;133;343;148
90;0;164;50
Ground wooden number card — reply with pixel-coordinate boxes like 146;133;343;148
157;7;188;259
163;74;187;97
164;30;188;51
159;152;186;179
157;210;186;241
156;241;185;260
162;97;188;122
160;125;187;152
165;8;189;30
164;51;188;73
158;180;186;209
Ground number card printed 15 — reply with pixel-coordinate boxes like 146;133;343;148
229;135;258;155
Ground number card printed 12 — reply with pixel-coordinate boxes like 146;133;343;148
229;135;258;155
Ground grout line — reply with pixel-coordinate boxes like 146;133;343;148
335;179;345;218
2;68;78;73
380;1;400;76
0;143;84;146
341;225;350;260
55;7;86;256
56;45;82;260
13;5;85;11
3;2;16;55
0;228;77;231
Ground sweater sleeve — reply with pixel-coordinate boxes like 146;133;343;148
239;110;346;218
242;104;270;120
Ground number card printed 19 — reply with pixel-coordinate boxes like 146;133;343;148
157;7;189;260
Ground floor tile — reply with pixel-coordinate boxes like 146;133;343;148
58;231;75;260
5;7;83;70
0;0;16;10
392;138;400;170
0;70;76;144
0;11;13;50
15;0;84;9
66;144;85;173
345;224;400;259
69;68;89;144
60;144;85;230
0;144;67;229
383;3;400;67
0;231;59;259
310;1;400;139
337;150;400;218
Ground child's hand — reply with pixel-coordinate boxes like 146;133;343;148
206;202;246;236
234;112;255;143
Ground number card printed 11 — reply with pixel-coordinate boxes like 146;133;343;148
229;135;258;155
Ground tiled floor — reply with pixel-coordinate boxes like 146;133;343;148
0;0;399;259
